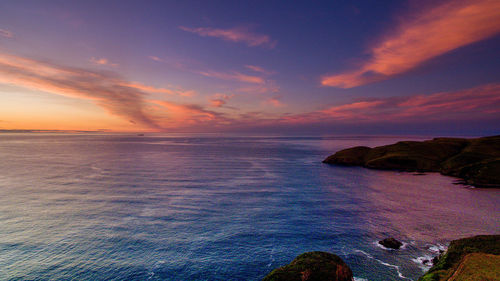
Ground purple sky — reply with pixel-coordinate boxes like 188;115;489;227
0;0;499;135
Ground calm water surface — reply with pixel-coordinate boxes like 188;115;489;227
0;134;498;280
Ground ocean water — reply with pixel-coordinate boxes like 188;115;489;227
0;134;498;281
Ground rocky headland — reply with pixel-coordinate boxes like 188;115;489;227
263;251;353;281
322;135;500;187
263;235;499;281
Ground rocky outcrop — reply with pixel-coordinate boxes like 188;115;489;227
323;135;500;187
419;235;500;281
263;251;353;281
379;237;403;249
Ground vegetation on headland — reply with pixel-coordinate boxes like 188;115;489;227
323;135;500;187
262;251;353;281
419;235;500;281
263;235;499;281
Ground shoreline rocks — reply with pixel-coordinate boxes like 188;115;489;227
323;135;500;188
264;235;499;281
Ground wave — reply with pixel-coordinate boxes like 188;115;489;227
354;250;413;281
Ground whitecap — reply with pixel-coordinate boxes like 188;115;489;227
354;250;413;280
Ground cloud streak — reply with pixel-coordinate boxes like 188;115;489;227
322;0;500;88
180;26;276;48
0;52;198;129
316;83;500;122
0;28;13;38
198;70;265;84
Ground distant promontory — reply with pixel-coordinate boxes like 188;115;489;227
323;135;500;187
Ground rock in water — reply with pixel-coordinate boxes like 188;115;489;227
263;251;353;281
379;238;403;249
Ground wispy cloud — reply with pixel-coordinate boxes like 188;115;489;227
245;65;275;75
152;100;226;127
317;83;500;122
149;56;163;62
0;52;202;129
264;96;285;107
120;82;195;97
198;70;265;84
322;0;500;88
179;26;276;48
209;93;234;108
0;28;14;38
90;57;118;67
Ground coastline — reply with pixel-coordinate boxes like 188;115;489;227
264;235;500;281
322;135;500;188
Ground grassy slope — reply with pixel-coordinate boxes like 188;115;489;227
419;235;500;281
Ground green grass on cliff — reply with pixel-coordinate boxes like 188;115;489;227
419;235;500;281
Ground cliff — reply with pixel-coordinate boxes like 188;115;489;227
323;135;500;187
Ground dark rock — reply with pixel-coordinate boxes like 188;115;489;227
323;136;500;188
263;251;353;281
422;259;429;265
431;256;439;265
379;238;403;249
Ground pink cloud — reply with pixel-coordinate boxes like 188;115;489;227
322;0;500;88
317;83;500;122
198;70;265;84
90;57;118;67
244;65;275;75
264;96;285;108
179;26;276;48
0;28;13;38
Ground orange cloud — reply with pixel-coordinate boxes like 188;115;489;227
120;82;195;97
179;26;276;48
264;96;285;107
209;93;234;108
198;70;265;84
0;52;202;129
322;0;500;88
0;28;13;38
90;57;118;67
321;100;384;119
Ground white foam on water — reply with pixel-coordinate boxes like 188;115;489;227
354;277;369;281
355;250;413;281
411;255;434;271
428;244;447;254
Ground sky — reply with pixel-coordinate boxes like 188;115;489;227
0;0;499;135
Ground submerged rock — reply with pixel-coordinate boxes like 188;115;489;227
263;251;353;281
379;238;403;249
323;135;500;188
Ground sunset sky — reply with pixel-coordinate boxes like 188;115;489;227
0;0;499;134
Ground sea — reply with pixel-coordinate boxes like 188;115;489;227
0;133;498;281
